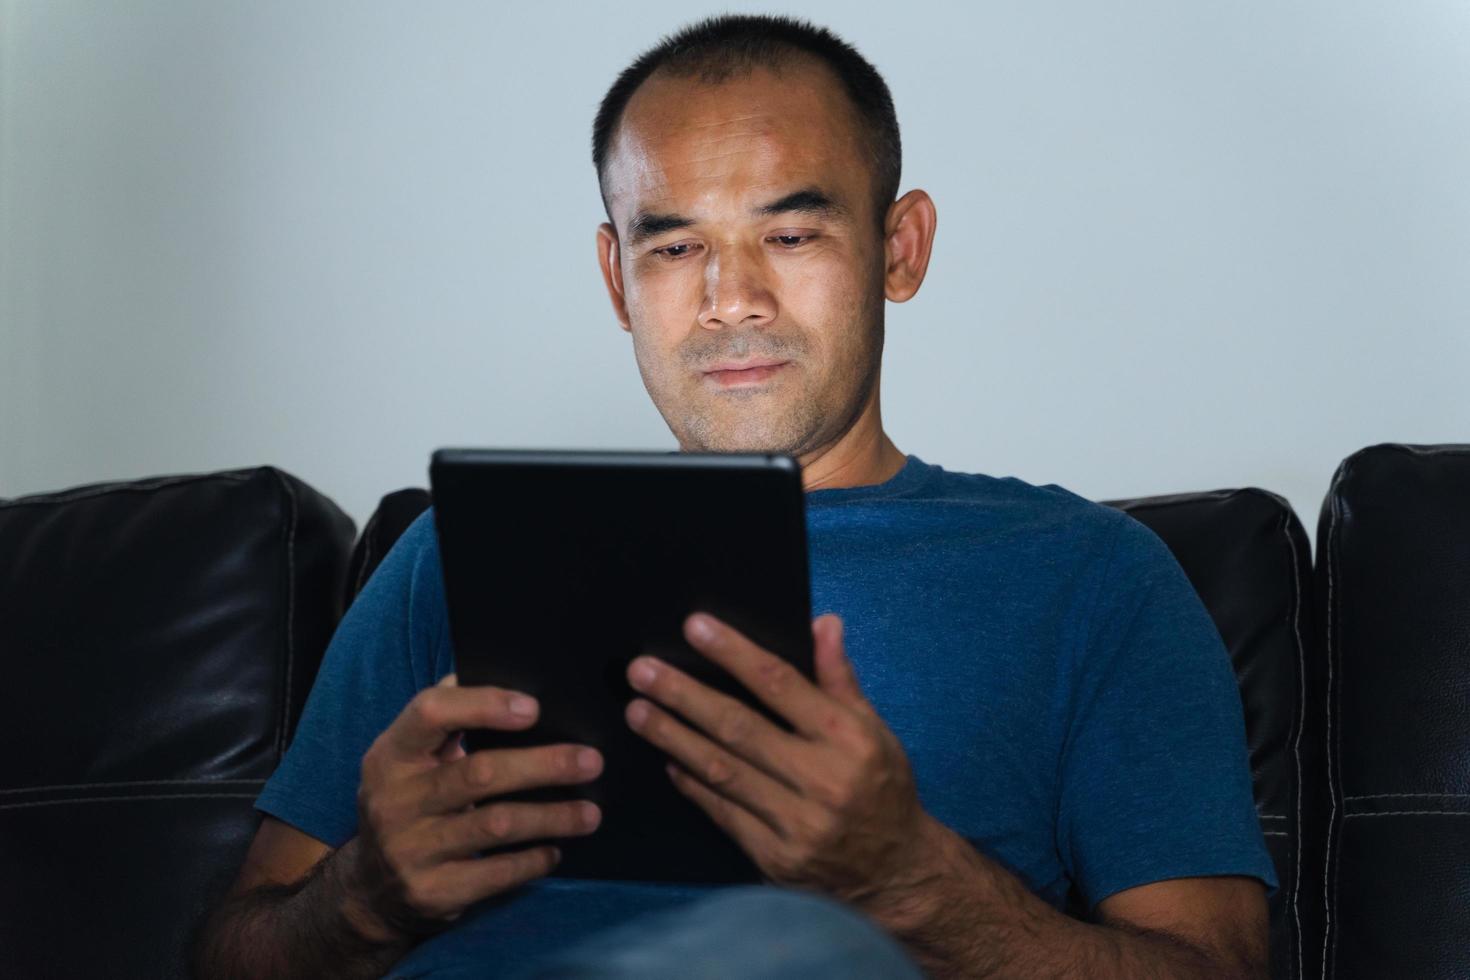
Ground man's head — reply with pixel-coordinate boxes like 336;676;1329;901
592;15;936;461
593;16;903;229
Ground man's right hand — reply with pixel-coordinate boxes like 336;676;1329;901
339;673;604;942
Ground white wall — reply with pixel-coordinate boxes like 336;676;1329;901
4;0;1468;549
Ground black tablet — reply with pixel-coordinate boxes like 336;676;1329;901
429;449;814;884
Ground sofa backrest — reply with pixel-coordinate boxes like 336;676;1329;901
344;487;432;609
0;469;355;979
1314;443;1470;980
16;444;1464;978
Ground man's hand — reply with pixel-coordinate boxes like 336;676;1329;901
623;616;1268;980
343;674;605;941
624;612;933;905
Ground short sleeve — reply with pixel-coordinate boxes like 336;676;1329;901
254;510;450;848
1056;512;1278;913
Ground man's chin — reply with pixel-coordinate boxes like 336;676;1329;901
678;418;809;456
660;387;823;455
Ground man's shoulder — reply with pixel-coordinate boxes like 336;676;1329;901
352;505;445;613
912;462;1198;596
917;460;1134;544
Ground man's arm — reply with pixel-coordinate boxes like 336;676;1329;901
625;612;1269;980
862;813;1267;978
193;678;604;980
193;821;409;980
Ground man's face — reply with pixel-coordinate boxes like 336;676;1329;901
598;61;887;455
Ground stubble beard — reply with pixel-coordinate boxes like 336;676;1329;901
679;383;828;455
634;302;885;458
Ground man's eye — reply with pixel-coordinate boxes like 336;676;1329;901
655;243;698;259
770;235;810;248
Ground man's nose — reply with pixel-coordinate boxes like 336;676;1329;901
697;244;777;330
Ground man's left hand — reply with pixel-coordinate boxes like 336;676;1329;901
624;611;936;904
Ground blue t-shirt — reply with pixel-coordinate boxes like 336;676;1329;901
256;455;1277;975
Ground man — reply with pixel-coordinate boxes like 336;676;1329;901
198;15;1276;979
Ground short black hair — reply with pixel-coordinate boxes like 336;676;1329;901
592;15;901;226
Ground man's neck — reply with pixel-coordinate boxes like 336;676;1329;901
795;402;907;493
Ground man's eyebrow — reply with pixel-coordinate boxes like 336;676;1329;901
624;188;845;245
626;212;695;246
756;188;847;219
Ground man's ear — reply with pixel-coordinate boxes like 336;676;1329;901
597;222;632;332
882;189;938;304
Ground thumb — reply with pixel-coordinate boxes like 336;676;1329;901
811;614;866;708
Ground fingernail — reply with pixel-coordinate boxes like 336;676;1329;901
509;694;538;718
628;658;657;689
687;614;714;643
581;801;602;829
626;699;650;727
577;748;602;774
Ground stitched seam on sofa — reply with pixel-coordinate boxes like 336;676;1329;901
1328;455;1358;980
1322;456;1348;980
272;469;300;760
1342;810;1470;818
0;471;253;509
0;792;262;811
1343;797;1470;818
355;507;382;594
1330;465;1355;976
1281;503;1306;980
0;778;266;794
1344;792;1470;800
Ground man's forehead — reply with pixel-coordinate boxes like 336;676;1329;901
603;63;865;225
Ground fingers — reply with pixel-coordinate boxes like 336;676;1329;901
417;743;603;816
666;762;780;859
626;655;812;783
385;684;542;757
679;613;837;738
626;696;803;832
424;799;602;862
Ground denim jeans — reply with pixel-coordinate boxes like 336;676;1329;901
507;886;925;980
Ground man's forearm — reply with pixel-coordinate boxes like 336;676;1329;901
193;839;410;980
860;818;1250;980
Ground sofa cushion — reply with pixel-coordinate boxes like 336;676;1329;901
345;487;431;608
1314;443;1470;980
0;468;355;979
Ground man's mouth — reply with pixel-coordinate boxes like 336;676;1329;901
701;359;790;388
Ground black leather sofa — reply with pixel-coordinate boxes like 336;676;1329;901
1;443;1464;979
